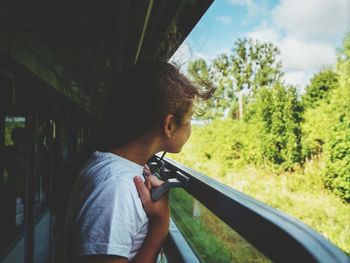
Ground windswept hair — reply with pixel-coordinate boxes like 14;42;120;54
97;59;214;150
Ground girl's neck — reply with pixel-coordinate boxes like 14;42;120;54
109;135;161;166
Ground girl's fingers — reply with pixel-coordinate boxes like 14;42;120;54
143;164;151;177
145;176;151;191
134;176;150;202
144;164;151;173
149;175;164;187
142;164;164;188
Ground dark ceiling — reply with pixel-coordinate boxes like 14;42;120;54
0;0;213;112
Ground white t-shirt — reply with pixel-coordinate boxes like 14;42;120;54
62;151;149;262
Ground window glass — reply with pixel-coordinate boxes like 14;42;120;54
0;115;27;253
34;119;48;214
170;188;271;263
34;108;56;216
170;0;349;255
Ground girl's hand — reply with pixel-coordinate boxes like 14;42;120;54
142;164;163;189
134;165;169;223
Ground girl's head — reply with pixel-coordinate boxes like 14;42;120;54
99;60;213;153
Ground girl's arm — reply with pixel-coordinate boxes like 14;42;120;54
130;175;170;263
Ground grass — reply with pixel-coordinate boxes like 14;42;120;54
221;163;350;254
169;153;350;256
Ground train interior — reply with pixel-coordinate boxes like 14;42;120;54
0;1;212;262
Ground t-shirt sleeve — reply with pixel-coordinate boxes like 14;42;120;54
74;177;145;258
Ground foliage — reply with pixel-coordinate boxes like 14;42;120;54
323;85;350;201
231;38;283;94
168;32;350;257
301;84;350;202
187;33;350;197
175;85;303;172
4;117;26;146
303;69;339;108
337;32;350;89
246;84;303;170
171;120;263;176
220;164;350;254
301;100;331;158
301;32;350;200
187;38;283;120
187;58;228;120
170;140;350;254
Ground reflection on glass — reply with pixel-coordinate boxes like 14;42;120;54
170;188;271;263
0;116;26;252
34;118;52;215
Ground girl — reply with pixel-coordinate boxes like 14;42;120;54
60;60;213;263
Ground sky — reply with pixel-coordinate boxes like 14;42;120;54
171;0;350;90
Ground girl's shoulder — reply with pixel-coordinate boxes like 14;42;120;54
79;151;144;191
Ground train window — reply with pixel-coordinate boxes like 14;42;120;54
0;115;27;253
169;189;271;263
33;100;57;217
34;119;50;215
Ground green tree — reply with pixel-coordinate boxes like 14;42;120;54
212;54;235;118
303;69;339;108
337;32;350;89
301;32;350;201
324;105;350;201
231;38;283;119
323;33;350;201
187;38;283;120
248;84;303;170
187;58;221;119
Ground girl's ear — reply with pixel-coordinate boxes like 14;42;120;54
163;114;176;138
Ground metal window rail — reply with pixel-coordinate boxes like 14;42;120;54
151;156;350;263
163;219;200;263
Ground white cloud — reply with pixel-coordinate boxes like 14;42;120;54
272;0;350;43
229;0;260;16
247;26;337;86
228;0;269;22
229;0;257;8
284;71;313;91
216;15;232;25
245;0;347;88
178;0;347;88
246;21;280;42
279;36;336;72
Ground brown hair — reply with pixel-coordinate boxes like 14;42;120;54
98;59;214;150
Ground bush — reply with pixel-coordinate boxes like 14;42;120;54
246;85;303;170
323;85;350;201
